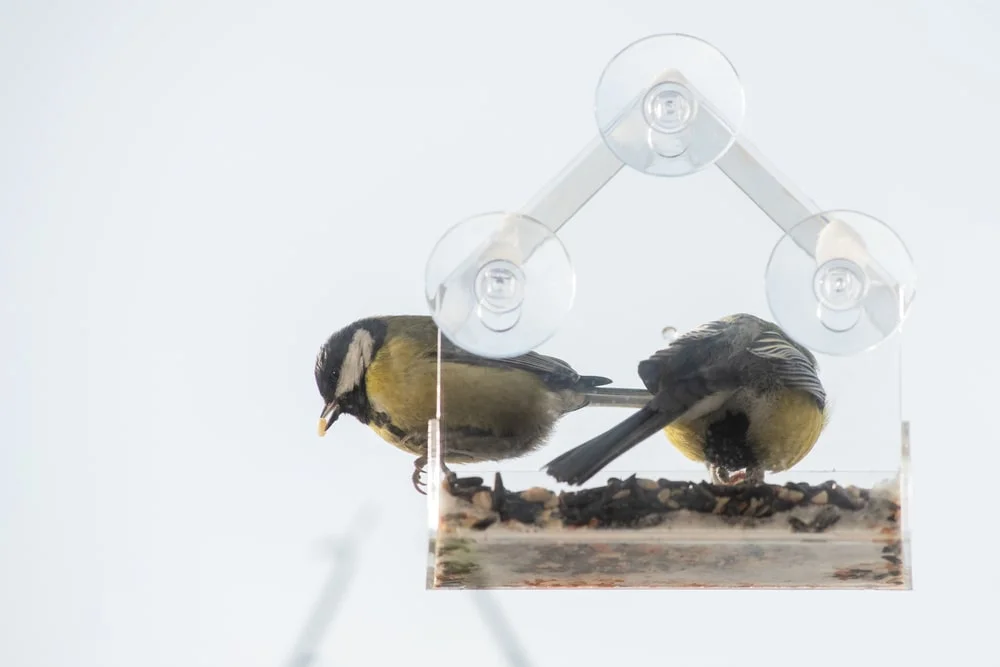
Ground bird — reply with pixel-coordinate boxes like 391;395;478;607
314;315;651;493
542;313;828;487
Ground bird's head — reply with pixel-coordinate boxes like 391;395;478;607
314;317;388;436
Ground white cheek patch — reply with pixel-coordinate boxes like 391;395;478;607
336;328;375;397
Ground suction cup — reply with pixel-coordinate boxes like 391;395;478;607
424;212;575;358
595;33;745;177
765;210;917;356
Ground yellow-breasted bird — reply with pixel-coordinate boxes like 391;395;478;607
314;315;651;493
543;313;829;486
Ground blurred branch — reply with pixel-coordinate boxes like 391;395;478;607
285;502;381;667
471;592;536;667
285;501;534;667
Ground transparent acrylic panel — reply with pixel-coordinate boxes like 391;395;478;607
423;34;913;591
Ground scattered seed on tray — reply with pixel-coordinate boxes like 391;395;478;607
439;473;896;530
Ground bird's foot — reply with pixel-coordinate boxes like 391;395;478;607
709;464;732;485
725;470;747;485
412;456;428;495
709;465;765;486
411;455;454;495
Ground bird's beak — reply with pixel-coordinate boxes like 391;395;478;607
317;401;341;437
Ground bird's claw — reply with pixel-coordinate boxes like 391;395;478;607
709;464;732;485
726;470;747;485
411;455;454;495
412;457;428;495
709;464;764;486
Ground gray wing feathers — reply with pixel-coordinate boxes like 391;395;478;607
639;316;740;391
747;332;826;408
437;334;609;389
641;315;823;408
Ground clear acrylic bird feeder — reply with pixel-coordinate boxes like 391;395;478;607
423;34;914;590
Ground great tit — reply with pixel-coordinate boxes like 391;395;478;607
314;315;651;492
543;313;829;487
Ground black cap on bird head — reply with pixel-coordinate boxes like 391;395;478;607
314;318;388;437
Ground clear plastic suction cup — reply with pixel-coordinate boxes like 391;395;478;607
595;33;745;177
765;210;917;356
424;212;575;358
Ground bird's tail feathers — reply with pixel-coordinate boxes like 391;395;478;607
577;374;612;388
543;407;674;486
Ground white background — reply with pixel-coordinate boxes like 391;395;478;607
3;1;998;665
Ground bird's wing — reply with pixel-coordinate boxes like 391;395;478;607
637;315;745;392
436;335;605;389
746;329;826;408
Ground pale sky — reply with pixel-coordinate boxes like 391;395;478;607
3;1;998;665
